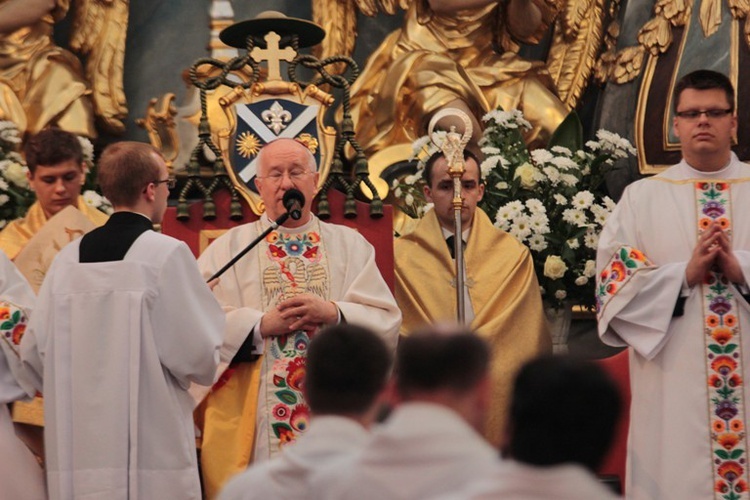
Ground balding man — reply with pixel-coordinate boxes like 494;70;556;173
196;138;401;497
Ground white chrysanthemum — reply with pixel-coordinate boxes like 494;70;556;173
525;198;544;213
528;234;548;251
0;178;8;191
78;136;94;165
602;196;616;211
560;174;579;187
3;162;28;188
0;194;8;206
562;208;588;227
567;238;580;249
410;135;432;157
404;193;414;205
590;204;609;225
550;156;578;171
531;149;554;164
571;191;595;210
529;212;550;234
555;289;567;300
550;145;572;155
394;187;402;198
481;146;501;155
0;122;21;144
542;166;560;184
575;276;588;286
596;129;636;155
83;190;103;207
495;181;509;190
584;229;599;249
418;202;434;217
505;200;524;216
495;206;515;230
554;194;567;205
585;140;601;151
510;215;533;241
583;259;596;277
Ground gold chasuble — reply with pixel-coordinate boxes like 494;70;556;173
0;198;108;261
395;208;551;445
1;198;107;427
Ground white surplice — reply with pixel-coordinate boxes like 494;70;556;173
0;251;45;500
21;231;224;500
596;153;750;499
441;460;619;500
310;403;499;500
218;415;370;500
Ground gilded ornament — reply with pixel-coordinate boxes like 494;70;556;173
296;134;319;154
236;132;261;158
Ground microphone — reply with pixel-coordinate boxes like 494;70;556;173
283;189;305;220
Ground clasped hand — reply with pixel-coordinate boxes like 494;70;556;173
259;293;338;337
686;222;744;287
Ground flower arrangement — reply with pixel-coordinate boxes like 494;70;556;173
0;121;112;228
392;109;636;310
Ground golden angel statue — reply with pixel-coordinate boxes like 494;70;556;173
0;0;129;137
313;0;609;158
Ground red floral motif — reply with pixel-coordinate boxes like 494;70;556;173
272;404;289;421
712;327;734;346
286;357;306;392
718;433;740;450
707;315;720;328
714;420;727;433
729;374;743;388
716;479;730;493
735;480;748;493
731;419;744;432
290;404;310;432
0;307;9;320
268;244;287;259
712;356;738;376
277;425;296;446
710;375;723;388
610;261;626;282
725;315;738;327
716;217;731;230
699;217;713;230
11;323;25;345
718;461;744;482
303;246;318;260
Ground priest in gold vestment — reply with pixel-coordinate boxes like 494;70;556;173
395;152;551;446
349;0;569;156
0;128;107;433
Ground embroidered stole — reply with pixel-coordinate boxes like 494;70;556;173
259;219;329;455
696;181;750;499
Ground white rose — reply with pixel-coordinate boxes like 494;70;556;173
554;290;567;300
4;162;28;188
543;255;568;280
575;276;588;286
514;162;539;189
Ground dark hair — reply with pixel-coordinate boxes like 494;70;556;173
507;355;621;471
422;149;482;187
673;70;735;113
24;128;83;174
97;142;163;207
395;327;489;397
305;324;391;415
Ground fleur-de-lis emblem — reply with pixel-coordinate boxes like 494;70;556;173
262;101;292;135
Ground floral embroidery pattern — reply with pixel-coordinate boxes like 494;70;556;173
696;181;749;500
595;246;652;315
0;302;28;358
260;222;329;456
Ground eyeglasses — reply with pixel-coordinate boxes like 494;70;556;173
256;170;314;184
153;177;176;189
675;108;733;120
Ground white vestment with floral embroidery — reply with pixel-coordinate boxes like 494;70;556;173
196;214;400;485
0;251;45;500
596;153;750;499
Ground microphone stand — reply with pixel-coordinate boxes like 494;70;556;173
428;108;473;325
206;211;290;283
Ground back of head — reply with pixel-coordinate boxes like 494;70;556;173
305;324;391;416
97;142;162;207
673;69;735;112
396;326;489;399
507;355;621;471
24;128;83;173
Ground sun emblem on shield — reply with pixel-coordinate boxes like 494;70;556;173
236;132;261;158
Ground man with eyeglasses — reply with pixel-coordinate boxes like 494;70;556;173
195;137;401;497
21;141;224;499
596;69;750;498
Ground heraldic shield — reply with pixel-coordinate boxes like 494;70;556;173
216;83;336;215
